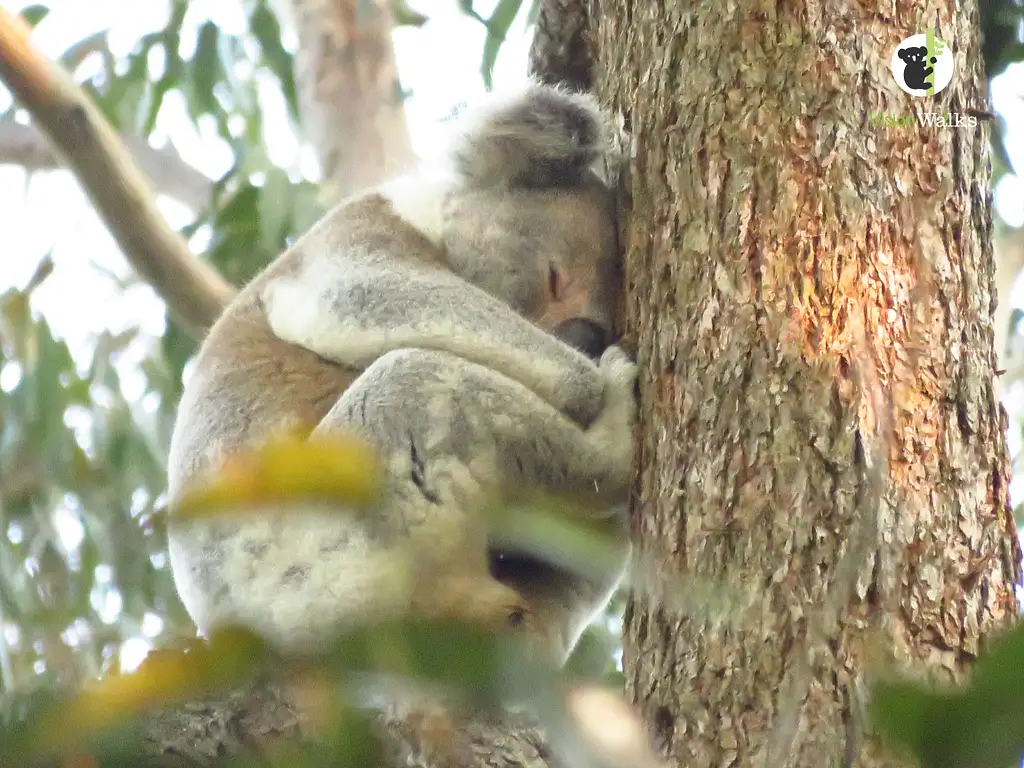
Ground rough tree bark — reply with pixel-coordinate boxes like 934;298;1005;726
527;0;592;91
592;1;1022;767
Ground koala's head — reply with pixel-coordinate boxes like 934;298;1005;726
439;81;623;341
898;46;927;66
442;179;620;335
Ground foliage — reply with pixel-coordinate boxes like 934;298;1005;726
0;261;188;691
981;0;1024;80
458;0;535;89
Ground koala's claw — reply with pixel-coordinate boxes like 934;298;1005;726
584;345;637;483
598;346;637;394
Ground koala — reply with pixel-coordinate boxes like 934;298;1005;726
898;45;934;91
165;81;635;665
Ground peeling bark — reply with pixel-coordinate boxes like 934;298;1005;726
135;680;663;768
287;0;414;201
592;1;1022;766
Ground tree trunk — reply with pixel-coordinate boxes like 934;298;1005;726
592;2;1022;766
287;0;414;200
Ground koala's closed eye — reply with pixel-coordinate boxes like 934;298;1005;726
548;265;562;300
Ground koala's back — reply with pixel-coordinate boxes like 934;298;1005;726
167;193;448;504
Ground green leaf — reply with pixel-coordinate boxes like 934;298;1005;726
250;1;300;120
58;30;109;72
187;22;222;119
323;711;386;768
258;167;293;255
18;4;49;27
289;181;328;236
457;0;486;24
871;623;1024;768
393;1;429;27
95;34;155;130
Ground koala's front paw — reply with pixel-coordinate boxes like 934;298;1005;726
584;346;637;486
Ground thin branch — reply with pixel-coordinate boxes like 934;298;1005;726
0;7;236;338
0;119;215;211
994;227;1024;373
527;0;594;91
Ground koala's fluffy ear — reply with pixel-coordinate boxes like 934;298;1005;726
449;81;611;189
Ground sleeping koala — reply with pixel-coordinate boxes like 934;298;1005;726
166;81;635;664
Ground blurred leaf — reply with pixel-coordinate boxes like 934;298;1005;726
22;254;54;296
457;0;486;24
93;33;154;130
187;21;222;119
871;621;1024;768
18;4;49;26
258;167;293;254
172;433;383;521
982;0;1024;78
250;0;300;120
393;1;429;27
141;0;188;135
20;627;270;760
58;29;109;72
485;492;627;582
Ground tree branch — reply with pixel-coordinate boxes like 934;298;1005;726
527;0;594;91
0;7;236;338
0;119;215;212
134;680;660;768
136;683;562;768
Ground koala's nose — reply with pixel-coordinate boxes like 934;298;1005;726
552;318;610;360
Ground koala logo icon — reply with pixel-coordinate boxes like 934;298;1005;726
898;46;934;91
891;32;954;97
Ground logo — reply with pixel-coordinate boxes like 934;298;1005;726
890;30;954;97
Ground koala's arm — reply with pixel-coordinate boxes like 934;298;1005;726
262;256;607;427
314;345;636;517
